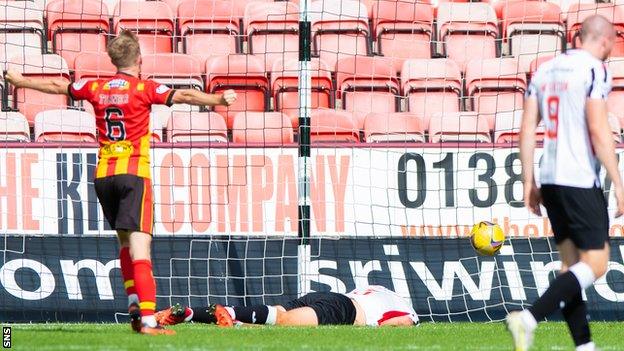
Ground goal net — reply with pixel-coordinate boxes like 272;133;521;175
1;0;623;324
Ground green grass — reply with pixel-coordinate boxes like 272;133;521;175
8;322;624;351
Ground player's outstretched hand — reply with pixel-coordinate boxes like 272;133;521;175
523;182;542;216
221;89;237;106
614;185;624;218
4;70;25;87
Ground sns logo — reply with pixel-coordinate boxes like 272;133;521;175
106;79;130;90
3;327;11;349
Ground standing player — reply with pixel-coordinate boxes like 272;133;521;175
510;15;624;351
4;30;237;335
155;285;419;327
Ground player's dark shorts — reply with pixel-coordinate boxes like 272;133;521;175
94;174;154;234
541;184;609;250
283;292;356;325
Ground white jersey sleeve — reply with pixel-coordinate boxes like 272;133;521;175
345;285;419;327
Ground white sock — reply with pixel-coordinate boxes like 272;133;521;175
520;310;537;330
184;308;194;323
127;294;139;307
225;307;235;320
569;262;596;290
265;306;277;325
142;315;157;328
576;341;596;351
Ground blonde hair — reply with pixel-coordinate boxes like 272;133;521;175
107;30;141;69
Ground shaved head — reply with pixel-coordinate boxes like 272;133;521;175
579;15;616;60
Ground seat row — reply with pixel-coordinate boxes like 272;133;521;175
2;107;622;144
3;0;623;74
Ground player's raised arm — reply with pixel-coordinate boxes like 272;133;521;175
4;69;70;95
170;88;237;107
519;87;542;216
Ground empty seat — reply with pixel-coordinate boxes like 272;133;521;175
46;0;110;69
465;58;527;129
555;0;598;18
309;0;370;69
336;56;400;120
141;53;203;89
436;3;499;70
34;109;96;142
178;0;239;63
494;110;544;143
607;58;624;126
113;0;175;54
167;111;228;142
74;51;117;80
245;1;299;71
567;3;624;56
7;54;71;125
502;2;564;73
0;0;45;59
372;1;434;71
364;112;425;142
0;111;30;142
232;111;293;144
528;54;554;78
205;54;269;128
310;108;360;142
401;58;462;128
271;58;333;128
429;112;491;143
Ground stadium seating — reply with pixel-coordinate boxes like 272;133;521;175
271;58;333;128
557;0;603;18
363;112;425;143
310;108;360;143
371;0;434;71
465;58;527;130
528;54;554;78
309;0;370;68
46;0;110;69
429;112;491;143
166;111;228;142
607;58;624;126
141;53;203;90
232;111;294;143
502;1;565;73
205;54;269;129
177;0;240;63
494;110;545;143
74;52;117;80
245;1;299;71
0;0;45;59
33;109;96;142
0;111;30;142
7;54;70;125
567;3;624;56
401;58;462;129
436;2;499;70
113;0;175;54
336;56;400;118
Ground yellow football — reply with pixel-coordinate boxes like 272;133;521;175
470;221;505;256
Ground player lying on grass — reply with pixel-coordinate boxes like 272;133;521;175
5;30;236;335
156;285;419;327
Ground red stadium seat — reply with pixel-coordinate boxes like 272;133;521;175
0;0;45;59
494;110;544;143
7;54;71;125
429;112;491;143
401;58;462;129
567;3;624;56
113;0;175;54
609;113;622;143
205;54;269;129
178;0;240;63
528;54;554;79
436;3;499;70
310;108;360;143
46;0;110;69
271;58;333;128
310;0;370;69
336;56;400;119
141;53;203;90
372;0;434;72
364;112;425;143
167;111;228;142
465;58;527;130
0;111;30;142
502;1;564;73
34;109;96;142
607;58;624;127
245;1;299;71
74;52;117;80
232;111;294;144
555;0;599;19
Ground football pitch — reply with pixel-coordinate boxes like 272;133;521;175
7;322;624;350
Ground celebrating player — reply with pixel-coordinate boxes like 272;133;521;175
4;30;236;335
155;285;419;327
511;15;624;351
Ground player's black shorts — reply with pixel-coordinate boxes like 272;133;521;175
93;174;154;234
283;292;356;325
541;184;609;250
